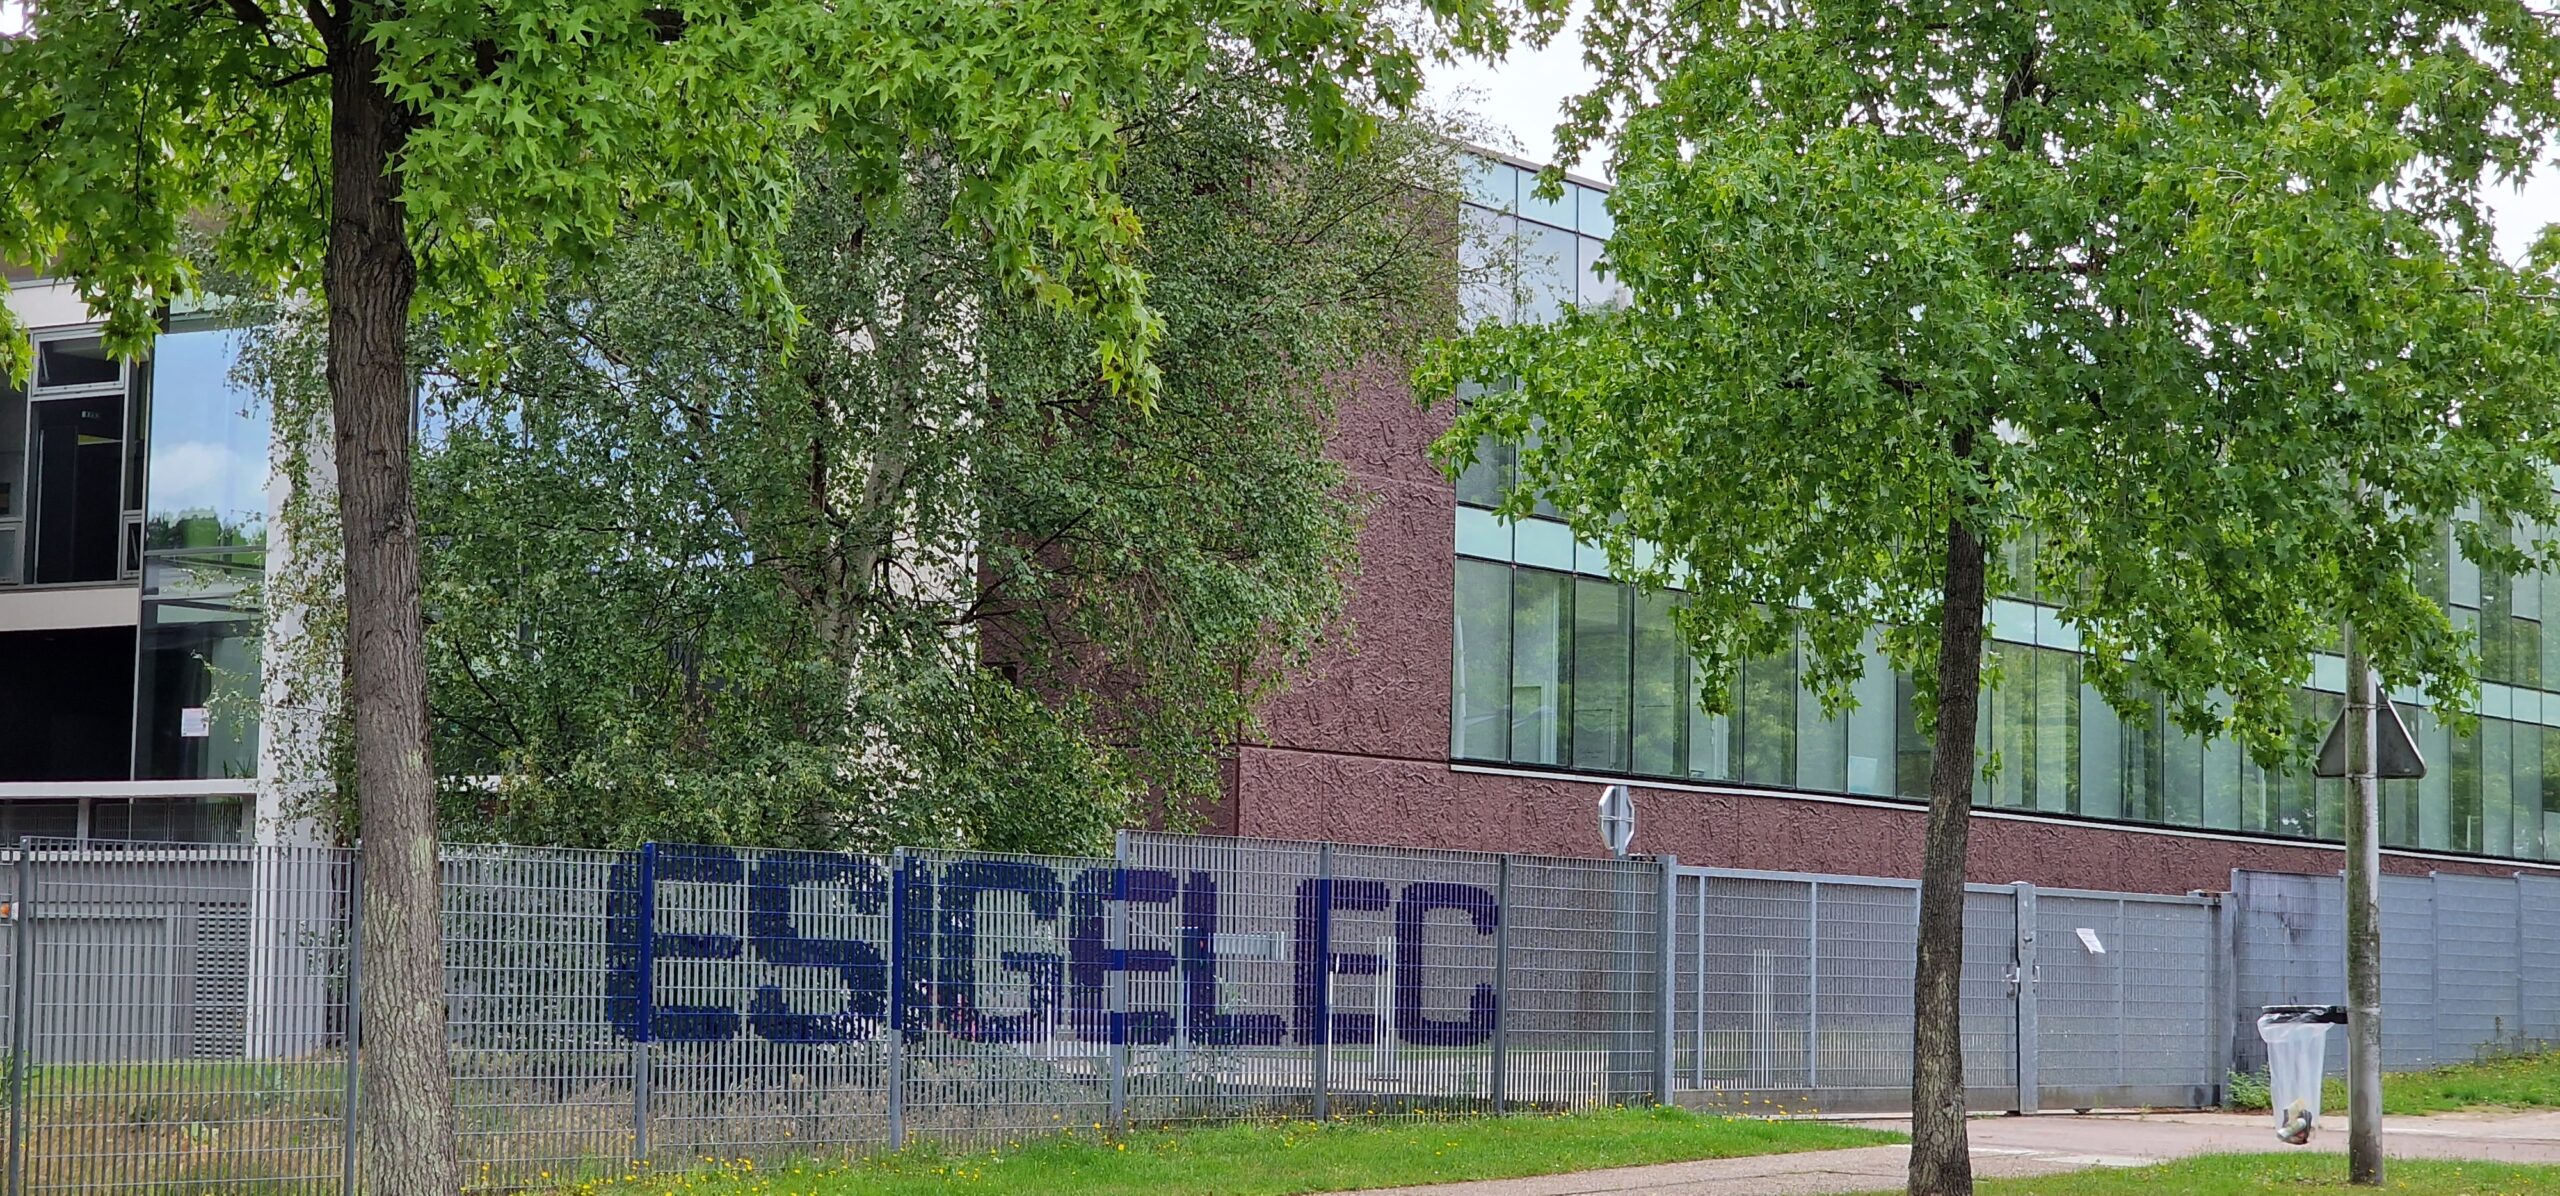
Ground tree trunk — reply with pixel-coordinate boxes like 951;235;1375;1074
1909;510;1987;1196
326;12;463;1194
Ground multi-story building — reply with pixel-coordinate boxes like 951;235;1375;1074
1223;150;2560;894
14;151;2560;889
0;271;267;844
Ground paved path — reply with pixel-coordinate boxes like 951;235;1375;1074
1329;1110;2560;1196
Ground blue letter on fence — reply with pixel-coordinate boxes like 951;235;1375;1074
935;860;1066;1042
643;845;746;1042
1182;873;1285;1046
745;854;889;1043
1394;882;1498;1046
1294;877;1389;1044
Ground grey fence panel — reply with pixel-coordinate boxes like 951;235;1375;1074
441;845;632;1187
2229;869;2344;1075
1808;880;1919;1098
2378;874;2437;1070
1498;853;1664;1109
15;841;351;1196
2031;892;2216;1110
2521;874;2560;1045
2231;867;2560;1079
1117;834;1326;1126
2433;873;2523;1063
1957;887;2020;1106
896;848;1114;1147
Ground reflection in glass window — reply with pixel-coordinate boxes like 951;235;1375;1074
0;379;22;584
1521;174;1575;230
1738;643;1796;786
1452;560;1512;761
1510;570;1572;765
1519;223;1579;325
1445;553;2560;862
1467;158;1519;213
135;592;261;781
145;327;269;553
1632;592;1687;775
1459;207;1519;328
1572;577;1632;772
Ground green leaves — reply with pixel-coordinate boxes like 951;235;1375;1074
374;73;1463;851
2;0;1547;397
1423;0;2560;769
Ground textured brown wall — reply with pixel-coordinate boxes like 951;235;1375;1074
1237;329;2560;895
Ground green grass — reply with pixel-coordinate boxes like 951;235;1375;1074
1856;1154;2560;1195
548;1106;1903;1196
2229;1049;2560;1115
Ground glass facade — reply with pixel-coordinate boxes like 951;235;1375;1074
133;325;266;781
0;321;266;796
1448;159;2560;864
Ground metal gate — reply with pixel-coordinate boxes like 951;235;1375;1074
1669;868;2222;1114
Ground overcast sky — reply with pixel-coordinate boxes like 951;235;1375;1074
1423;21;2560;265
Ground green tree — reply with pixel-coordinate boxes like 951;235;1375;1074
404;72;1466;854
1421;4;2560;1192
0;0;1522;1187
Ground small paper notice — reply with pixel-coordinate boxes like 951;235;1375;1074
180;707;211;738
2075;927;2106;955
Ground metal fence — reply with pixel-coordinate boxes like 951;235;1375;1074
3;830;2555;1193
2230;867;2560;1076
1666;869;2223;1115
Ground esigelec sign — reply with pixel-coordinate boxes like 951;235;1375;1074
599;846;1501;1049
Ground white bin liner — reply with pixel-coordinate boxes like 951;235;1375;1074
2258;1014;2336;1145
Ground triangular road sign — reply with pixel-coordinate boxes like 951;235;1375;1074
2313;697;2427;779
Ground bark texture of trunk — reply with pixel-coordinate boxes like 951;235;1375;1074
1908;509;1987;1196
326;10;463;1193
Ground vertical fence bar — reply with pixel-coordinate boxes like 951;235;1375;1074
2206;890;2235;1106
1491;855;1509;1113
1311;844;1332;1122
2013;882;2039;1115
1654;856;1677;1104
341;853;365;1196
1108;833;1130;1131
8;838;31;1196
630;843;656;1166
1691;871;1707;1089
886;847;907;1150
1805;882;1821;1091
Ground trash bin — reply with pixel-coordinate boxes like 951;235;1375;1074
2257;1004;2348;1145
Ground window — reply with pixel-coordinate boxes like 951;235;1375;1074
143;327;268;554
1447;539;2560;863
0;627;137;781
13;335;142;585
1571;578;1632;772
1509;570;1572;766
1452;560;1512;761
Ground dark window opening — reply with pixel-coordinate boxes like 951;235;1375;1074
0;626;137;781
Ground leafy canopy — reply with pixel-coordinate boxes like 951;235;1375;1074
0;0;1533;392
1420;0;2560;755
323;73;1469;853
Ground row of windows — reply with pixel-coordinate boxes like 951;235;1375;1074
1452;558;2560;863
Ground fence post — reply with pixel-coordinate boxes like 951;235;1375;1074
1655;855;1677;1106
2205;889;2236;1106
341;849;364;1196
1491;855;1509;1114
1108;832;1130;1132
630;842;655;1167
1805;882;1820;1091
1312;844;1332;1122
8;837;33;1196
886;847;907;1150
2012;882;2039;1115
